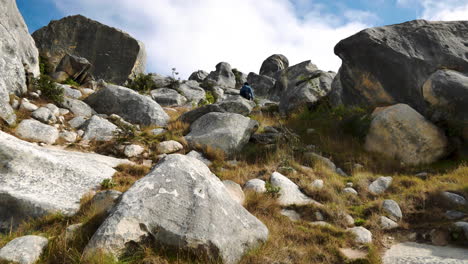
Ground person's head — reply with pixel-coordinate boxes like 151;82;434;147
244;82;249;86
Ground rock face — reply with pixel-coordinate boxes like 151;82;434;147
177;80;206;105
0;131;129;230
259;54;289;78
157;140;183;154
61;97;95;117
32;15;146;84
85;83;169;126
246;73;277;101
365;104;448;165
84;154;268;264
54;54;92;84
178;104;226;124
217;96;255;116
15;119;59;144
348;227;372;244
0;0;40;125
332;20;468;114
222;180;245;205
151;88;187;107
185;112;258;156
0;235;48;264
81;115;119;142
270;172;318;206
383;242;468;264
203;62;236;89
189;70;209;83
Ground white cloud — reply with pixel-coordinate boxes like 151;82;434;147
397;0;468;21
49;0;372;78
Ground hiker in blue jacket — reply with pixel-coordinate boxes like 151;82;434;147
240;82;254;101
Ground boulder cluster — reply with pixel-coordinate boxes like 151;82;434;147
0;1;467;263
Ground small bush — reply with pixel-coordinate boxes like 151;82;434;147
62;78;80;87
100;179;116;190
199;91;216;106
39;56;53;75
33;75;64;103
128;73;156;93
265;182;281;196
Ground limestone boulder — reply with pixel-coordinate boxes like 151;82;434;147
259;54;289;78
157;140;184;154
382;199;402;221
32;15;146;84
203;62;236;89
0;235;48;264
151;88;187;107
365;104;448;165
222;180;245;205
244;179;266;193
0;131;129;230
368;176;393;195
85;83;169;126
177;80;206;105
184;112;258;156
348;227;372;244
217;96;255;116
270;172;319;206
246;73;277;101
178;104;226;124
60;97;95;117
81;115;119;142
15;119;58;144
188;70;209;83
84;154;268;264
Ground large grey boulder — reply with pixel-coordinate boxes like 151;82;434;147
178;104;226;124
85;83;169;126
365;104;448;166
279;70;334;114
0;131;129;230
81;115;119;142
0;235;48;264
60;97;95;117
423;69;468;140
84;154;268;263
32;15;146;84
270;172;319;206
246;73;277;101
188;70;209;83
177;80;206;105
203;62;236;89
259;54;289;78
15;119;58;144
217;96;255;116
0;0;40;125
368;176;393;195
332;20;468;114
274;60;319;99
150;88;187;106
185;112;258;156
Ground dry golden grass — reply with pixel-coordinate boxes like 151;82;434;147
108;164;151;192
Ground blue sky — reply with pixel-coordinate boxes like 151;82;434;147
16;0;468;77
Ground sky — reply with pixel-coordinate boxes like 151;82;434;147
16;0;468;78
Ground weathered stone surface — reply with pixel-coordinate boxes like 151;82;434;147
91;190;122;215
343;187;358;195
365;104;448;166
368;176;393;195
185;112;258;156
274;60;318;100
123;144;145;158
0;0;40;125
151;88;187;106
179;104;226;124
382;199;402;221
380;216;398;230
0;131;129;230
203;62;236;89
15;119;58;144
85;83;169;126
81;115;119;142
383;242;468;264
149;73;173;88
217;96;255;116
32;107;57;124
222;180;245;205
0;235;48;264
244;179;266;193
150;128;166;136
20;99;38;112
311;179;324;189
59;131;77;143
177;80;206;105
189;70;209;83
246;73;277;101
157;140;183;154
348;227;372;244
445;210;466;220
55;54;92;84
270;172;317;206
442;191;467;206
455;222;468;240
61;97;95;117
259;54;289;78
58;84;82;99
84;154;268;264
45;103;60;116
279;69;334;114
304;152;337;171
68;116;87;129
32;15;146;84
332;20;468;114
186;150;212;166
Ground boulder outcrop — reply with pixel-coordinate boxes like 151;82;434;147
32;15;146;84
259;54;289;78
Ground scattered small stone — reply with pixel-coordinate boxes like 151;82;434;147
11;99;19;109
310;221;331;226
0;235;48;264
442;191;467;206
270;171;319;206
20;99;38;111
157;140;183;154
343;213;355;227
346;182;353;187
45;103;60;116
348;226;372;244
445;210;466;220
29;92;40;99
263;126;279;134
343;187;358;195
77;129;84;137
58;108;70;115
244;179;266;193
368;176;393;195
15;119;59;144
382;199;402;221
222;180;245;205
380;216;399;230
311;179;324;189
68;116;88;129
281;209;301;221
81;88;95;96
415;172;429;180
315;211;325;221
32;107;57;124
124;144;145;158
59;131;78;143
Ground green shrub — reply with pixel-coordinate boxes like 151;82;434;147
128;73;156;93
100;179;116;189
354;218;366;226
198;91;216;107
33;75;64;103
265;182;281;197
62;78;80;87
39;56;53;75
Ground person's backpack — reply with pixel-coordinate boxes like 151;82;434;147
240;86;251;100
